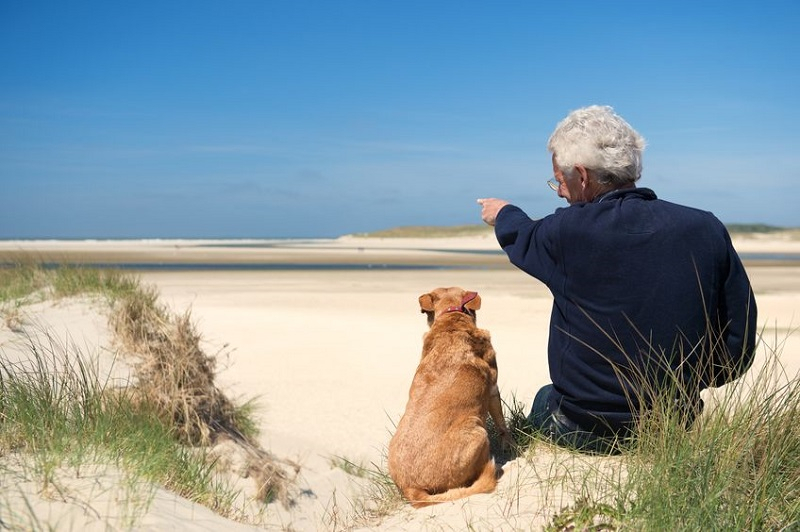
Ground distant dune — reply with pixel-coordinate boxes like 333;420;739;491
726;224;799;235
349;224;492;238
350;223;799;239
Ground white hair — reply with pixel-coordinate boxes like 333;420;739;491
547;105;646;185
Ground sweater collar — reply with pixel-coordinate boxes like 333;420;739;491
593;187;657;203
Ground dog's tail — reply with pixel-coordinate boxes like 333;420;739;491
403;459;498;509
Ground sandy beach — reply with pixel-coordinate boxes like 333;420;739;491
1;233;799;530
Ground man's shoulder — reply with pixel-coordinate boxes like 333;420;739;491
652;197;725;227
608;187;724;227
556;189;729;242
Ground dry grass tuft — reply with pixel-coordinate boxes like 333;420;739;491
111;289;233;445
109;284;299;506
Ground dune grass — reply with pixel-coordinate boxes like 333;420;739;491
0;263;294;528
535;327;800;531
0;327;240;528
617;345;800;530
0;260;140;304
338;328;799;530
326;455;405;529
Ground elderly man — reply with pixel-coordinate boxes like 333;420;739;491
478;105;757;454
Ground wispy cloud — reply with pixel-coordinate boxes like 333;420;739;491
185;144;272;154
337;139;464;155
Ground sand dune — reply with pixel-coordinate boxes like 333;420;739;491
1;235;798;530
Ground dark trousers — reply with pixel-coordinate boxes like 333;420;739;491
528;384;625;455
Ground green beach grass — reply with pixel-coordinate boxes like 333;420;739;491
545;332;800;531
0;263;295;529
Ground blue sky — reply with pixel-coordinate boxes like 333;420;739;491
1;1;798;238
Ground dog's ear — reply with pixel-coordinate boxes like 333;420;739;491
463;292;481;311
418;293;435;313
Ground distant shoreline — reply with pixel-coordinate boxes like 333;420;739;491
0;222;796;243
1;236;799;270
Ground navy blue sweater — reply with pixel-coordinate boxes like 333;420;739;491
495;188;757;433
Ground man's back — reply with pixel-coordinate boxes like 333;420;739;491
495;187;757;433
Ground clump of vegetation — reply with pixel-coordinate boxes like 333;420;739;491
487;393;535;461
110;285;241;445
0;262;297;528
0;260;52;303
0;261;139;307
110;281;298;504
546;497;622;531
326;456;406;529
535;327;800;530
353;224;494;238
617;348;800;529
0;326;241;525
725;223;787;233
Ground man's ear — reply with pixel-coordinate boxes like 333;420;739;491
419;293;435;313
574;164;590;187
464;292;481;311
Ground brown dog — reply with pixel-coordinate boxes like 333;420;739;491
388;287;512;508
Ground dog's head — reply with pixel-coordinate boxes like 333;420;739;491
418;287;481;327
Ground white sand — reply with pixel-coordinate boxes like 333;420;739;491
1;235;798;530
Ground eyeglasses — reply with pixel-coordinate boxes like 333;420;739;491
547;179;560;191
